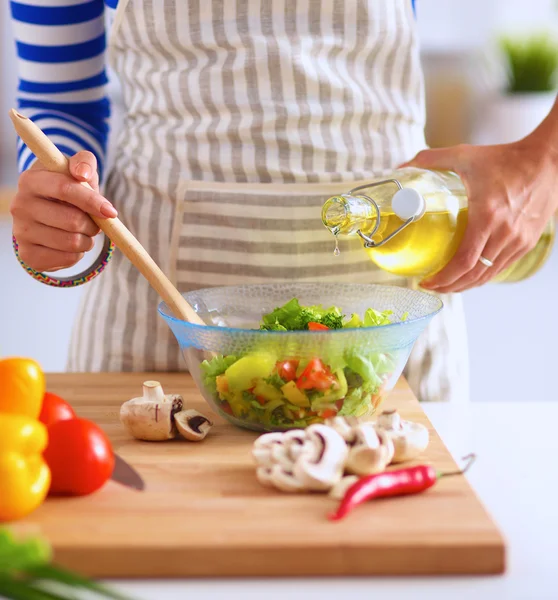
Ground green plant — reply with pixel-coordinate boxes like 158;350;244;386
0;528;136;600
499;32;558;93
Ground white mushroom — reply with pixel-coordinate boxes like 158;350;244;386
324;415;360;443
266;464;307;493
283;430;316;462
374;409;429;463
174;409;213;441
292;425;348;491
270;443;295;470
251;425;347;493
328;475;359;500
120;381;183;441
256;466;276;488
345;424;394;476
251;411;425;495
252;432;287;466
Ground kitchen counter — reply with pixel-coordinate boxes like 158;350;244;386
106;401;557;600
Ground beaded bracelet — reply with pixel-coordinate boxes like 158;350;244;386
12;234;115;288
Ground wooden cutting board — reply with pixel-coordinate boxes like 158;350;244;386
13;373;506;578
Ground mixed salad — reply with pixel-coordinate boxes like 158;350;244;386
200;299;406;429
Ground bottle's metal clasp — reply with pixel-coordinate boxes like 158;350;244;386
348;178;424;248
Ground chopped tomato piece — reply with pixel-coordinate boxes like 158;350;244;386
335;399;344;411
308;322;329;331
216;375;229;395
256;396;267;406
277;359;299;382
221;403;233;415
319;408;338;419
296;358;338;391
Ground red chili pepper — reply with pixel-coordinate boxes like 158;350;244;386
329;453;476;521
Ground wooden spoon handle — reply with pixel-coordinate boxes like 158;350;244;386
9;109;205;326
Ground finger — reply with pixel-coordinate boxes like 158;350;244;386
441;226;513;293
421;215;491;290
11;193;101;237
68;151;99;190
19;169;117;218
399;145;466;171
476;244;527;287
432;262;490;294
17;243;84;273
14;221;95;254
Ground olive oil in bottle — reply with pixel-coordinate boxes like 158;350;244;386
321;167;554;283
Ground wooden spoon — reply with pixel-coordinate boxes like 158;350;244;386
9;109;205;327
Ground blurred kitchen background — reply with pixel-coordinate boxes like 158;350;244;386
1;0;557;403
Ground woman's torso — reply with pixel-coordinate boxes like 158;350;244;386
105;0;426;186
69;0;472;409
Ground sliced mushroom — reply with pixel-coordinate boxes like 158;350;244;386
268;465;307;493
120;380;183;441
324;415;360;443
374;409;429;463
283;430;319;462
292;425;348;491
328;475;359;500
345;424;394;476
270;442;295;469
174;409;213;441
256;466;275;488
252;432;288;466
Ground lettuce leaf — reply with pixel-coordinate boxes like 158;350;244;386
260;298;345;331
342;313;363;329
343;308;396;329
363;308;394;327
200;354;238;394
338;387;370;417
344;350;383;389
260;298;401;331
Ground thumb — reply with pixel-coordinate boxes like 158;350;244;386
400;146;462;171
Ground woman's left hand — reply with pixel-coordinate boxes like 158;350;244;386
402;135;558;293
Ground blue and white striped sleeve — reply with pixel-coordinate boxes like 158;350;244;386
10;0;110;182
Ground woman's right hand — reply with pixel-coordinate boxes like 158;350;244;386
10;151;118;272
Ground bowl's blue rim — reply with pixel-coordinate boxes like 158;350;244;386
156;283;444;336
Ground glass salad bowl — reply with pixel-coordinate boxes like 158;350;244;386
159;282;442;433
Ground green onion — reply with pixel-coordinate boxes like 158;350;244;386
0;528;137;600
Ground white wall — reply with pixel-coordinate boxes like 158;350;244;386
415;0;558;52
0;220;86;371
1;0;557;405
1;0;17;185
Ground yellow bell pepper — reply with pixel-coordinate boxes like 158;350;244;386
0;358;45;419
0;415;51;522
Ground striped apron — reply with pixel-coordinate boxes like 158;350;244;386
67;0;469;404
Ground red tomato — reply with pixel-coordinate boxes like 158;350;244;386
39;392;76;428
296;358;338;391
277;360;299;382
308;322;329;331
221;403;234;415
319;408;338;419
44;418;114;496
